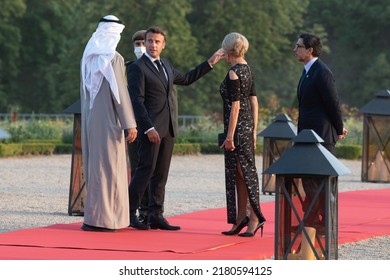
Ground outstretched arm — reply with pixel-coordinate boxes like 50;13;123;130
171;48;224;85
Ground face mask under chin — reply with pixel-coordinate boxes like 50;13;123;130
134;46;146;59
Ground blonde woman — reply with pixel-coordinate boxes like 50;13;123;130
219;32;266;237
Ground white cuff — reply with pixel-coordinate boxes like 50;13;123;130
144;127;155;134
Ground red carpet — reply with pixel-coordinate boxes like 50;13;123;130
0;189;389;260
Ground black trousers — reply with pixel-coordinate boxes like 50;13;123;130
129;133;174;218
128;139;148;213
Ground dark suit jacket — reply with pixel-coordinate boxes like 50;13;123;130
297;59;343;146
127;54;213;214
127;54;212;138
127;55;212;137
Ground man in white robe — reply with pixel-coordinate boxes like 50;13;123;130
80;15;137;232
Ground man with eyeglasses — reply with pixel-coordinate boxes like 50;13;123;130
293;32;348;234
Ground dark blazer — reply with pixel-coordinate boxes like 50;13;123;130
127;54;212;138
127;54;213;216
297;58;343;147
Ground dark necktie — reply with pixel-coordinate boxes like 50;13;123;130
301;68;307;81
154;59;167;84
298;68;306;99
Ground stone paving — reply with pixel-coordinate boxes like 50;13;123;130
0;154;389;259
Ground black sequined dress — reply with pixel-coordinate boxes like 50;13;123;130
219;63;265;224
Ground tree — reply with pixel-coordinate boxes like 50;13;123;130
361;52;390;101
188;0;310;115
0;0;26;112
15;0;84;113
115;0;205;115
305;0;390;107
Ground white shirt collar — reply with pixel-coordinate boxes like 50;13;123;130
145;52;160;63
304;57;318;73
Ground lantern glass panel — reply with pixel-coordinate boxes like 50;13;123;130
363;115;390;182
262;138;293;194
274;175;338;260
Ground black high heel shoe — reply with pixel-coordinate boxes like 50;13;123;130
221;216;249;235
238;221;265;237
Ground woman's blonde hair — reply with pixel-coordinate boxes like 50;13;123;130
221;32;249;57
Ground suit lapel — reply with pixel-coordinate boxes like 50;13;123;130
142;55;168;91
306;59;319;78
298;68;306;102
298;59;320;101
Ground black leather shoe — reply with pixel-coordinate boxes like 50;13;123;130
149;216;181;231
138;213;148;225
130;215;150;230
81;223;117;232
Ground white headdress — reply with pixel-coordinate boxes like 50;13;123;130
81;15;125;109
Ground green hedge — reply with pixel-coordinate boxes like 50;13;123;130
173;143;201;155
0;143;72;157
0;143;23;157
21;143;56;155
334;145;362;160
0;141;362;160
54;144;73;154
200;143;223;154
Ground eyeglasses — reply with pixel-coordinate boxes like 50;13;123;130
295;44;306;49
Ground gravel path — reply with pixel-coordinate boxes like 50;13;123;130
0;154;389;259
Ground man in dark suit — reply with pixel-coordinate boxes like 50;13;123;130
126;29;180;225
126;30;148;224
128;26;223;230
294;32;347;150
294;33;348;231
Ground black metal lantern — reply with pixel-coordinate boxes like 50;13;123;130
359;89;390;182
64;100;85;216
264;129;350;260
258;114;297;194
